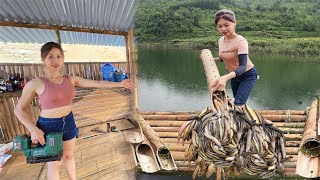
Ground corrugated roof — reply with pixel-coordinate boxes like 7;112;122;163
0;27;125;46
0;0;139;45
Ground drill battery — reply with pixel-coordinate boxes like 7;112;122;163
13;132;63;164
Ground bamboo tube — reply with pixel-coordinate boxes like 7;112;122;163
160;137;300;147
133;113;177;171
149;120;304;129
200;49;222;97
156;132;178;138
142;114;196;120
139;110;306;116
140;111;198;115
200;51;227;178
256;110;305;115
146;120;186;127
155;131;303;141
272;122;305;128
142;113;305;122
150;125;304;134
152;127;180;132
296;99;320;178
279;128;304;134
124;127;144;144
262;115;306;122
135;137;161;173
165;143;299;154
284;134;302;141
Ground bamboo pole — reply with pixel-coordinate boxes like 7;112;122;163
142;114;197;120
256;110;305;115
141;110;306;115
127;29;138;113
142;114;306;122
55;30;61;44
146;119;307;128
262;115;306;122
296;99;320;178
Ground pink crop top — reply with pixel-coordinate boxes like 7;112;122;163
38;75;76;110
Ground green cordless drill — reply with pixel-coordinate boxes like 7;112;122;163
13;132;63;164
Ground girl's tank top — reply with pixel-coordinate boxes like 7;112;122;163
38;75;76;110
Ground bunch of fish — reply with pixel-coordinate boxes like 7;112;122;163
178;94;291;179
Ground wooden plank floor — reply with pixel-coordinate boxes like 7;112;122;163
0;88;136;180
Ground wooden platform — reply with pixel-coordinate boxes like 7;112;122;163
0;88;137;180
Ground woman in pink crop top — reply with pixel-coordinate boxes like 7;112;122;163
14;42;135;180
211;9;257;109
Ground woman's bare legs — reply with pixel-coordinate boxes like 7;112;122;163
62;138;77;180
47;161;62;180
47;138;76;180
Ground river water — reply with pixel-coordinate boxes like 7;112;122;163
137;47;320;112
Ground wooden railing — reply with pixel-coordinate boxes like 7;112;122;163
0;62;129;142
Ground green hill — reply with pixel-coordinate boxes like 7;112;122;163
134;0;320;55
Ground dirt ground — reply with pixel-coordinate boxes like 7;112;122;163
0;42;126;63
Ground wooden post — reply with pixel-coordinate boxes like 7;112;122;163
55;30;61;44
127;29;138;113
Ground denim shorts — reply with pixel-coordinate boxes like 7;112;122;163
231;67;257;106
36;112;79;141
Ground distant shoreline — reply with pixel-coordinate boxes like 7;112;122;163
137;36;320;56
0;42;126;63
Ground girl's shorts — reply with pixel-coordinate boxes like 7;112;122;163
36;112;79;141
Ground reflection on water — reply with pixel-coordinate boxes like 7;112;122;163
137;48;320;111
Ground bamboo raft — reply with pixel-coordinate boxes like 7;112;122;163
141;110;306;177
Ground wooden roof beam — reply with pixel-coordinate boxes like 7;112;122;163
0;21;128;36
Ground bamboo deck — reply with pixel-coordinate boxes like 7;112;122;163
0;88;137;180
141;110;307;177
